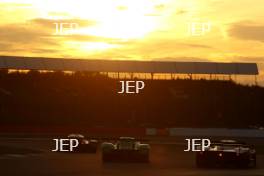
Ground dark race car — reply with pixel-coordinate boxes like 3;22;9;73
101;137;150;163
67;134;98;153
196;140;256;168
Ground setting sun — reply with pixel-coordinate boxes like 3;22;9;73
31;0;161;39
0;0;263;77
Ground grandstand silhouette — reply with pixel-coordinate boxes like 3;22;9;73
0;56;262;131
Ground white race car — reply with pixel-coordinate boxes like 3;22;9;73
101;137;150;162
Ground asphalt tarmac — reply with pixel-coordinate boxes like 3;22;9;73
0;136;264;176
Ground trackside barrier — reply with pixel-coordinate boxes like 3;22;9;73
2;126;264;138
0;126;146;136
169;128;264;138
146;128;157;136
145;128;169;136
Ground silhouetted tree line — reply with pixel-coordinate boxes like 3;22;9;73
0;70;263;128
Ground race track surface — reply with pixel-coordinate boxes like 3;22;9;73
0;136;264;176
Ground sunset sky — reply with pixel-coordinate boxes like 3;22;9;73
0;0;263;82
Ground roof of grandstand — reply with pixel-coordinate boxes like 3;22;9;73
0;56;259;75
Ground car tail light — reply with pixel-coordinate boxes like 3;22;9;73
250;149;256;154
82;140;89;144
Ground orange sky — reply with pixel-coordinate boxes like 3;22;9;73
0;0;263;84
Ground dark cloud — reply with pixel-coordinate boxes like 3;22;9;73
0;18;96;46
0;43;12;51
0;23;60;54
0;24;47;43
232;56;264;63
229;22;264;42
0;19;119;55
137;40;214;50
179;43;213;49
151;57;210;62
62;34;110;42
31;48;59;54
